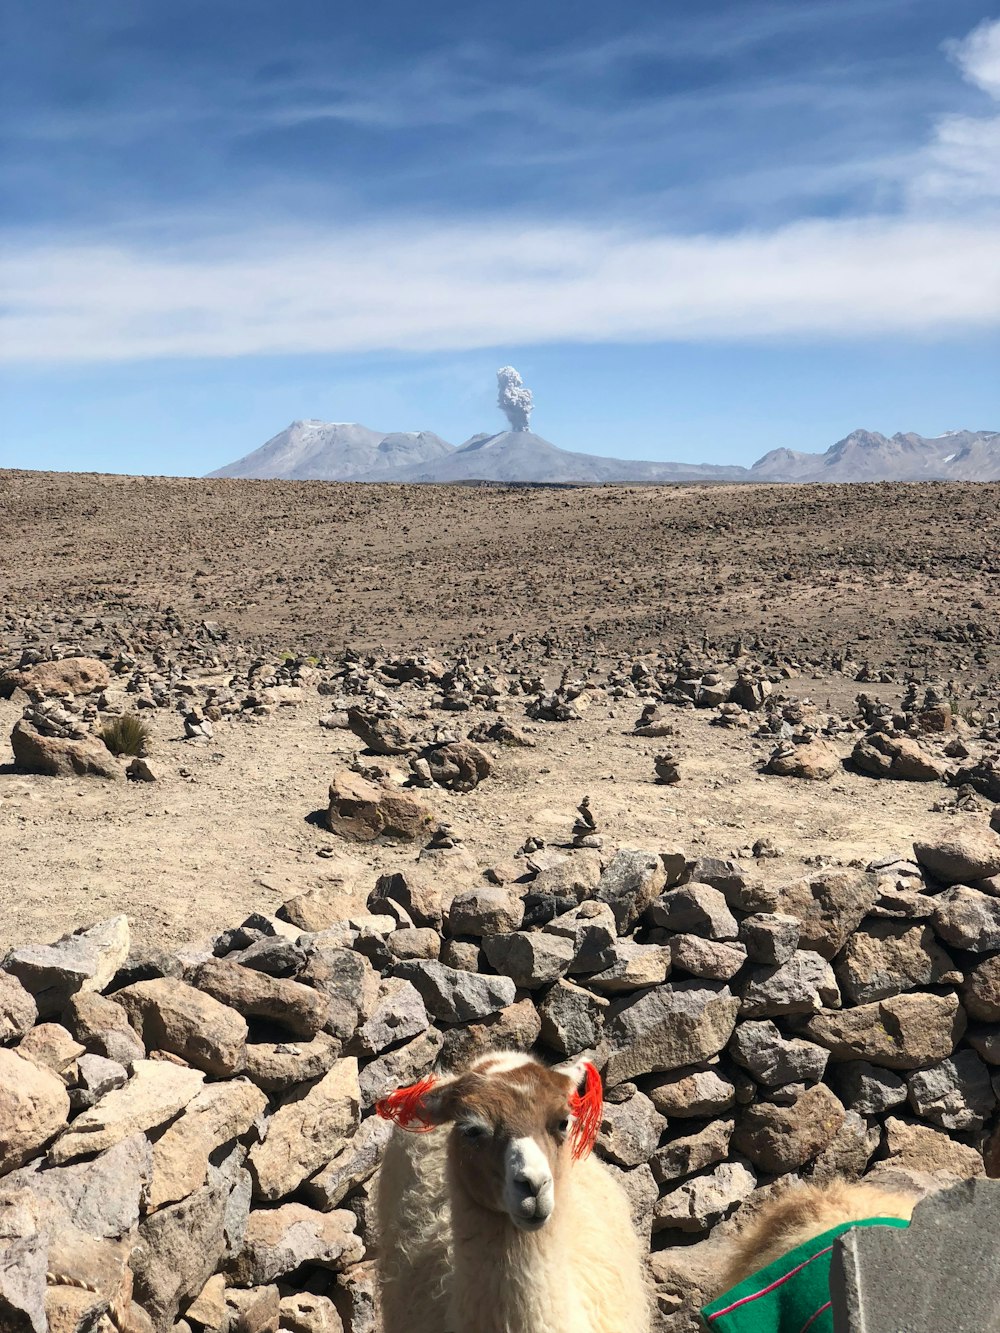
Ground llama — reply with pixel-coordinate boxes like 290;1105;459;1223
374;1050;653;1333
703;1179;918;1332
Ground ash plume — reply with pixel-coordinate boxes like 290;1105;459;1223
496;365;534;433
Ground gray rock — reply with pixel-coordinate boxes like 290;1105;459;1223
305;1116;393;1210
62;990;145;1067
913;827;1000;885
543;902;618;974
439;938;482;972
230;1205;363;1285
243;1032;342;1093
249;1059;360;1202
193;958;328;1038
668;934;747;979
115;978;249;1076
0;1133;151;1238
0;1049;71;1173
354;979;428;1057
3;917;130;1016
653;1160;757;1234
0;1229;46;1333
648;885;739;941
300;946;374;1042
691;857;776;913
133;1169;235;1330
48;1058;204;1165
447;887;523;938
728;1020;829;1086
830;1177;1000;1333
962;952;1000;1021
932;887;1000;952
595;849;667;934
537;979;608;1057
69;1053;128;1111
771;871;879;959
738;951;841;1017
803;993;966;1070
830;1061;909;1115
601;981;740;1085
586;939;671;993
391;960;516;1021
807;1108;880;1184
651;1117;735;1184
596;1090;666;1167
359;1028;444;1108
907;1051;997;1131
835;920;961;1005
738;913;800;966
732;1082;846;1173
644;1066;736;1118
480;931;574;989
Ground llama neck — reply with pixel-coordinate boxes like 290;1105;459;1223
447;1179;584;1333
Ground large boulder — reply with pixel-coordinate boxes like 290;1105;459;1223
764;739;840;780
0;658;110;699
913;827;1000;885
852;733;943;782
10;719;120;779
325;769;433;843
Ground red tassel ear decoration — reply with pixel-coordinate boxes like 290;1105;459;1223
376;1075;439;1132
568;1061;603;1161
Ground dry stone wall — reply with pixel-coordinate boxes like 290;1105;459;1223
1;831;999;1332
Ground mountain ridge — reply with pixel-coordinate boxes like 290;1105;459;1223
208;423;1000;484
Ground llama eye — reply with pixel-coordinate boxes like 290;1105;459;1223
556;1117;570;1135
460;1122;488;1141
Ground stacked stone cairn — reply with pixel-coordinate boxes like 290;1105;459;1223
1;823;999;1333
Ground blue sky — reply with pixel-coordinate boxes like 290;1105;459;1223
2;0;998;473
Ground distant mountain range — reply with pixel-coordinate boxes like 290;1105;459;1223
207;424;1000;485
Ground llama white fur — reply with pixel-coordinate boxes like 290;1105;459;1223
376;1078;652;1333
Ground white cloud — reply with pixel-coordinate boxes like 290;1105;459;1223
2;215;997;364
947;16;1000;97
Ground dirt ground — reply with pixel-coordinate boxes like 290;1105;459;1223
1;469;995;951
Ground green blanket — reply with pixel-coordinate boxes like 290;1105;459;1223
701;1216;910;1333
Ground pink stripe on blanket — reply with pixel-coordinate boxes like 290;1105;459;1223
711;1245;835;1319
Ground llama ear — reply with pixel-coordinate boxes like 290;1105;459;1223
561;1059;603;1161
375;1074;453;1132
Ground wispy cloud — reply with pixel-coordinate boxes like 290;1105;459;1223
3;215;997;363
908;17;1000;203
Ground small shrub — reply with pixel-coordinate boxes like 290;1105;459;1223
99;714;151;757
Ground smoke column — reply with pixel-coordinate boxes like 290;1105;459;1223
496;366;534;433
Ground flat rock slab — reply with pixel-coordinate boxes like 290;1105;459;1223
150;1079;267;1210
47;1059;204;1165
4;917;130;1016
249;1058;360;1201
831;1177;1000;1332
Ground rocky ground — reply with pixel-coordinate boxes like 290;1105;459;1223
1;468;999;1331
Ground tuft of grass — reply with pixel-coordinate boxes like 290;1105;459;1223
99;714;151;757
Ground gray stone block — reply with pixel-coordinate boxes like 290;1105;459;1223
830;1177;1000;1332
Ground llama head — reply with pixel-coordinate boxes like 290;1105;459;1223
377;1052;603;1232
